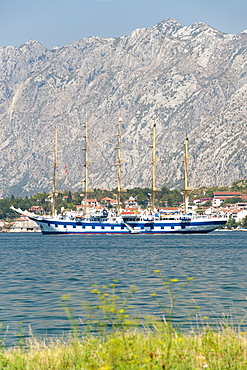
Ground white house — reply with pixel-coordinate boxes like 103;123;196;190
232;209;247;223
212;198;222;207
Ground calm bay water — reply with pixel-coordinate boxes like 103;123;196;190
0;231;247;344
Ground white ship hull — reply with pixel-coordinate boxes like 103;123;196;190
29;215;226;235
11;207;227;234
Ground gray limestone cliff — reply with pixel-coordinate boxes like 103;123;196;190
0;19;247;196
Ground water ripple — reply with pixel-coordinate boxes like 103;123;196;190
0;232;246;343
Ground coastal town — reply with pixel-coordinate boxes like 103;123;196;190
2;186;247;232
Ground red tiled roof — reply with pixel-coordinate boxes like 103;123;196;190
16;216;29;221
124;207;139;210
29;206;44;212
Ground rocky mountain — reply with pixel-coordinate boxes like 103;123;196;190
0;18;247;197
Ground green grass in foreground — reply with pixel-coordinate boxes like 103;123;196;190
1;274;247;369
1;329;247;369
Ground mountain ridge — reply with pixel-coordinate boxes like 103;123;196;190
0;19;246;197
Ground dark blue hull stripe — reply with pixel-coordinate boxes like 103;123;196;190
34;220;226;228
41;228;221;235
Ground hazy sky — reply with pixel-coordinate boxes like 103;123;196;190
1;0;247;49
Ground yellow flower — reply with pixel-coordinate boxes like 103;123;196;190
91;289;99;294
61;294;71;301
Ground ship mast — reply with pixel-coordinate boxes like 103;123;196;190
183;137;190;214
82;118;89;216
150;123;157;212
115;116;127;215
51;124;58;217
116;116;122;216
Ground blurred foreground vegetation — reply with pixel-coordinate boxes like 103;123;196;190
1;275;247;369
1;329;247;369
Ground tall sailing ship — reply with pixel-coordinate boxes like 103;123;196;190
11;119;227;234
